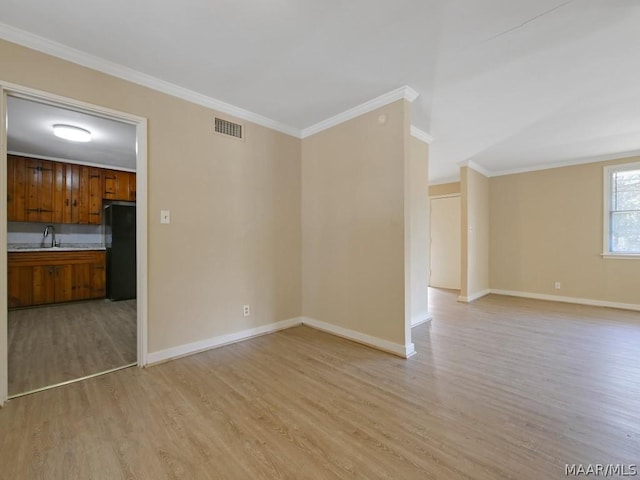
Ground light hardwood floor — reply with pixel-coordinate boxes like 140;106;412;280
1;290;639;479
8;299;137;396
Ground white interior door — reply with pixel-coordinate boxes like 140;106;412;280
430;195;461;290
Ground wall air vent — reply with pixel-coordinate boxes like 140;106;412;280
214;117;244;140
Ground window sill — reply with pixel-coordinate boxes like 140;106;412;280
601;253;640;260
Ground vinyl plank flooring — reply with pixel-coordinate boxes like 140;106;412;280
8;299;136;395
1;290;639;479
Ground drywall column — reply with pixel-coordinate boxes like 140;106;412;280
406;135;430;331
460;165;490;302
302;99;415;357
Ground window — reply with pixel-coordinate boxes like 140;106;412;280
604;163;640;256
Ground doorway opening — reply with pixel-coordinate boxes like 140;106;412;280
0;84;148;403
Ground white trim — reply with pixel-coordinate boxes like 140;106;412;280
458;289;491;303
429;193;460;200
410;126;434;144
0;82;149;404
411;313;433;328
458;160;492;178
603;162;640;258
601;253;640;260
491;150;640;178
301;317;415;358
429;176;461;186
135;119;149;367
301;86;419;138
146;317;303;365
0;22;300;138
7;150;136;172
0;87;8;405
490;289;640;312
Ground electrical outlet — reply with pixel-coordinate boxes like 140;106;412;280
554;281;561;290
243;304;250;317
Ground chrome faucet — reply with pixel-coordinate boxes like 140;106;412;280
43;225;56;248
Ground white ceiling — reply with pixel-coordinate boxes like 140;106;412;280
2;0;639;182
7;96;137;170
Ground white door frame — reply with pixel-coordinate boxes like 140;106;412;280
0;82;148;405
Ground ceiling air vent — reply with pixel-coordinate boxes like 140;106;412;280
214;117;244;140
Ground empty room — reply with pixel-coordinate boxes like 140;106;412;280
0;1;639;479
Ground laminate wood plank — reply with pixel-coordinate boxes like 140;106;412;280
7;299;136;395
1;290;639;479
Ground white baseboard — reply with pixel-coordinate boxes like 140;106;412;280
411;312;432;327
301;317;415;358
146;317;303;365
490;289;640;312
458;289;491;303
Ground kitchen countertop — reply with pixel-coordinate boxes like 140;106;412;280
8;243;106;252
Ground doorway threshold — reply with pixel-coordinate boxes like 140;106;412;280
8;362;136;399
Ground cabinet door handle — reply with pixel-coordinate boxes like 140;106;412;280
73;200;78;207
65;199;69;206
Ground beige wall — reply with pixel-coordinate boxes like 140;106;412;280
407;136;430;328
490;157;640;305
301;100;408;346
429;182;460;197
1;40;302;353
460;166;490;300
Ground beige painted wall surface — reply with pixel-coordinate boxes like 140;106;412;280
460;166;490;300
430;195;461;290
302;101;407;346
407;136;430;328
490;157;640;305
1;40;302;353
429;182;460;197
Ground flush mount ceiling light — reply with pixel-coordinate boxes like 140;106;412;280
53;124;92;142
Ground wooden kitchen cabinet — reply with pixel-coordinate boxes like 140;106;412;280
7;155;56;223
103;169;136;201
8;251;106;308
7;154;28;222
8;155;106;225
79;166;103;225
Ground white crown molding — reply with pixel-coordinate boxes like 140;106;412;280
491;289;640;312
301;86;420;138
0;22;301;138
1;24;425;143
410;126;434;144
458;160;493;178
429;176;461;186
489;150;640;177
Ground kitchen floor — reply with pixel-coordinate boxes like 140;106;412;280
8;299;136;396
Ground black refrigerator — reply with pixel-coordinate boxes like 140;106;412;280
104;204;136;300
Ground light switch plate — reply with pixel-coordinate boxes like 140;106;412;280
160;210;170;224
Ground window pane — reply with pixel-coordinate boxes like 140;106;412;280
612;170;640;211
611;211;640;253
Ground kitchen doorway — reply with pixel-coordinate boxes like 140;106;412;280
0;84;148;403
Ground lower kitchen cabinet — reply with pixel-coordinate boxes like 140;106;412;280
8;251;106;308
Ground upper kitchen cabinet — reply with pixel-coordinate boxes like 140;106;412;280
7;154;103;225
103;169;136;202
7;155;55;223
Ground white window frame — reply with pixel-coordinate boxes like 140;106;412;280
603;162;640;259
